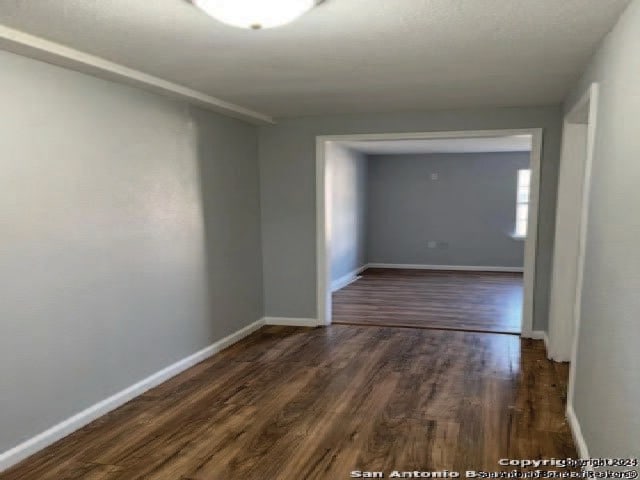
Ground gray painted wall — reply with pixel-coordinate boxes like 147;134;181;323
327;143;367;285
258;106;563;331
367;152;529;267
0;51;263;453
564;0;640;458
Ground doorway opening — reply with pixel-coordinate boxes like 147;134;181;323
548;84;599;363
317;129;543;337
545;86;599;435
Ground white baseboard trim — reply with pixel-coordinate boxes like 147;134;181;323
545;336;571;363
522;330;550;351
366;263;524;273
522;329;544;339
0;318;265;473
526;335;592;466
263;317;319;327
566;404;592;467
331;265;367;292
528;330;550;351
529;332;591;466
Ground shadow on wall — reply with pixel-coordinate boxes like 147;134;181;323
327;143;368;286
0;49;266;460
191;107;264;339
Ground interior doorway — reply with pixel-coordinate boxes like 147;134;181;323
548;84;599;366
316;129;543;337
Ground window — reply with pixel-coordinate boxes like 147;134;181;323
515;169;531;237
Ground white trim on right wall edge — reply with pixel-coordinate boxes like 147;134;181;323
566;405;592;466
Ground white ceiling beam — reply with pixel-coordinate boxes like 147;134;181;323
0;25;275;125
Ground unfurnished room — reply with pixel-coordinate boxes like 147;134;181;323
1;1;639;479
326;135;533;334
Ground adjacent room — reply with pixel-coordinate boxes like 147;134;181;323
326;135;533;334
1;0;639;478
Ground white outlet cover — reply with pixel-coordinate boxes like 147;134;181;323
430;173;439;180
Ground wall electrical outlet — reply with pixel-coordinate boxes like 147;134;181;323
427;241;438;249
430;173;439;180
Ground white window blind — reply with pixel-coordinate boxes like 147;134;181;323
515;169;531;237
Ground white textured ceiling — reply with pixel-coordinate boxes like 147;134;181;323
0;0;631;118
342;135;532;155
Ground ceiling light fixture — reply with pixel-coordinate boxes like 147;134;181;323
191;0;322;30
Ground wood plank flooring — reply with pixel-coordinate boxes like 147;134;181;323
333;268;524;334
1;325;576;480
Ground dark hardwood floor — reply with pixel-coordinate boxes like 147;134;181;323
333;268;524;334
1;325;576;480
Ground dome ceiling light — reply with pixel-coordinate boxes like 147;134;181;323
191;0;323;30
